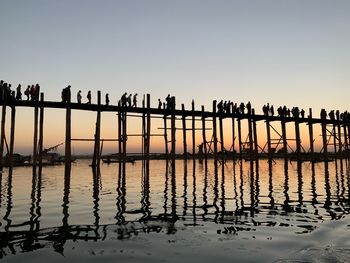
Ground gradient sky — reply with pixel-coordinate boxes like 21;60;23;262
1;0;349;154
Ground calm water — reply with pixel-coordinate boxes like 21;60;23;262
1;159;350;262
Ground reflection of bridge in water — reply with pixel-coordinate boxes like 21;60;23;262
0;159;349;258
0;91;349;170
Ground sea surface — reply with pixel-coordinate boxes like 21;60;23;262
1;159;350;262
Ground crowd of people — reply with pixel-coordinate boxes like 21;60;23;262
0;80;41;102
1;80;349;122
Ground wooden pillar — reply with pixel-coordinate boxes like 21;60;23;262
9;106;16;167
92;91;101;166
33;96;39;170
344;124;348;152
118;111;122;157
181;104;187;159
231;110;235;156
248;111;253;159
295;117;301;158
122;111;127;160
212;101;218;161
336;116;342;153
0;90;6;169
146;94;151;161
332;124;337;154
281;119;287;159
308;108;314;157
219;114;224;156
192;100;196;157
163;113;168;157
201;106;207;160
321;113;328;160
65;88;71;168
266;117;272;159
141;97;146;159
0;95;6;169
252;109;258;159
237;117;242;160
38;93;44;167
170;97;176;164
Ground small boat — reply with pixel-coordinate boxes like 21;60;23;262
102;157;136;164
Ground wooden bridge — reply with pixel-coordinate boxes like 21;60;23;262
0;89;349;170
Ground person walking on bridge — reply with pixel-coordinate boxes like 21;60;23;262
77;90;82;104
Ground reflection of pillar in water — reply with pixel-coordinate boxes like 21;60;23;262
141;159;151;221
297;161;303;207
254;160;260;209
4;170;13;232
268;160;274;208
182;160;188;217
213;160;219;223
311;162;317;209
116;162;126;224
192;160;197;224
283;160;290;212
324;162;331;210
219;162;225;222
249;160;255;217
92;167;101;227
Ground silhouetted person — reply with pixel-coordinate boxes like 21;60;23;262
0;80;3;101
239;102;245;114
121;92;127;107
16;84;22;100
29;85;35;101
106;93;110;105
132;93;138;107
24;85;30;100
158;99;162;109
217;100;223;113
246;101;251;114
87;90;91;104
77;90;82;103
300;109;305;119
165;94;171;110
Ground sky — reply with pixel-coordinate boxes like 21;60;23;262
1;0;349;154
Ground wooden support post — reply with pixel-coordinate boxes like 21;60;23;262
281;119;287;159
266;117;272;159
295;117;301;158
118;111;122;157
212;101;218;161
231;110;235;156
192;100;196;157
201;105;207;160
33;94;39;170
92;91;101;166
344;124;348;152
0;91;6;170
38;93;44;167
237;117;242;160
181;104;187;159
146;94;151;161
141;97;146;159
332;124;337;154
9;106;16;167
122;111;127;160
219;113;224;157
321;112;328;160
308;108;314;158
336;116;342;153
65;87;71;168
248;111;253;159
163;113;169;157
170;97;176;164
252;109;258;159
